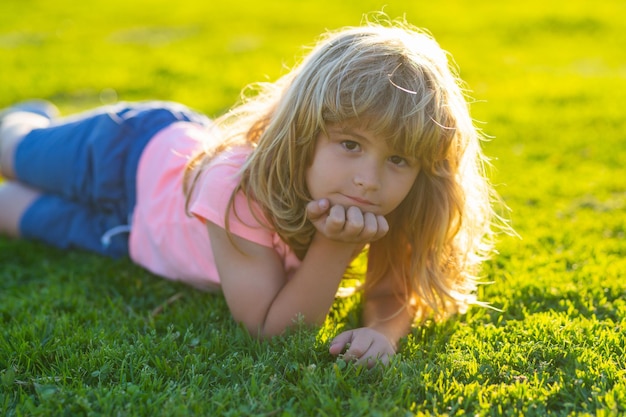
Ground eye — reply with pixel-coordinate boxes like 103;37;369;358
388;155;409;167
341;140;360;152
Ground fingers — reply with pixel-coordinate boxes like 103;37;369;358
308;201;389;243
341;334;373;362
329;328;395;369
342;206;389;241
329;330;354;356
325;205;348;235
369;213;389;240
306;198;330;221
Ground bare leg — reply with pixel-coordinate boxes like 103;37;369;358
0;181;41;237
0;110;51;237
0;111;51;179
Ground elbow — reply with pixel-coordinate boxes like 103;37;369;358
242;316;319;340
237;316;283;340
243;322;283;340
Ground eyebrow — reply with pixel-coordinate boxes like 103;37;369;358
329;126;372;143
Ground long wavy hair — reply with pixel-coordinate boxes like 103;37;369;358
185;16;503;320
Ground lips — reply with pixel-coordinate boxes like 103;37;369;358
343;194;376;206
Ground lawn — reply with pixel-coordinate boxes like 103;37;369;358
1;0;625;416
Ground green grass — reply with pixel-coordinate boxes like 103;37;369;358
1;0;625;415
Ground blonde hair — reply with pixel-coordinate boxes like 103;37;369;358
186;16;503;320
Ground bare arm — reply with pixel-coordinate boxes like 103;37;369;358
329;268;415;367
362;277;415;351
208;199;389;338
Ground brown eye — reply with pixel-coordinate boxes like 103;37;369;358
389;155;408;166
341;140;360;151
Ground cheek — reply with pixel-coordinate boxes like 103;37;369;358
390;175;417;206
305;148;334;198
305;161;323;199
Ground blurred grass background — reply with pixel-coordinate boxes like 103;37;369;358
1;0;625;415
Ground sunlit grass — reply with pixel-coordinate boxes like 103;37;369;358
1;0;625;415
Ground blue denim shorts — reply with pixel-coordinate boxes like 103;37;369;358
15;101;211;258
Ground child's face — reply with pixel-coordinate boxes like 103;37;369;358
306;122;419;216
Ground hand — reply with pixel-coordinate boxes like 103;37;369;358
306;199;389;245
329;327;396;368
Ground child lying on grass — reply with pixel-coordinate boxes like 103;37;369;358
0;16;502;367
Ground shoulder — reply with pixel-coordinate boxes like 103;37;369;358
195;146;253;196
140;121;219;168
188;146;273;244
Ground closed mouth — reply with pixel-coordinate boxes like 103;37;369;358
344;194;376;206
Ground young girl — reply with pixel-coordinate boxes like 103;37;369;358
0;19;499;367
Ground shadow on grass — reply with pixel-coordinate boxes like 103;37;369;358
0;238;231;332
0;238;354;369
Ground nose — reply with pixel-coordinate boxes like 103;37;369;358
352;162;381;191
